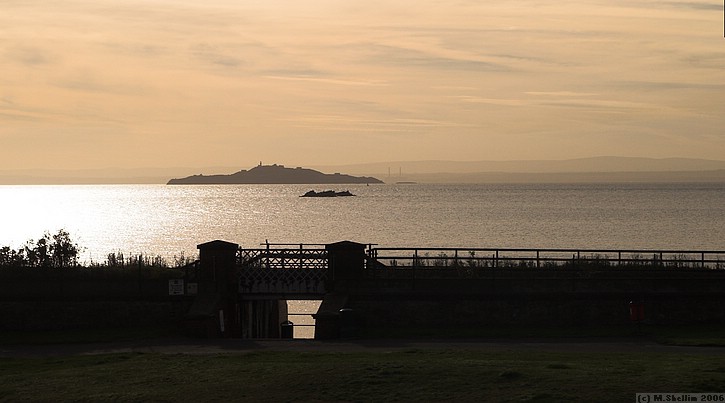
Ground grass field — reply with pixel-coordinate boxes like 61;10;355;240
1;348;725;402
2;325;725;402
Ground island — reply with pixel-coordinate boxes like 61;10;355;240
300;190;355;197
167;164;383;185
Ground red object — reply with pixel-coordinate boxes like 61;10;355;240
629;301;645;322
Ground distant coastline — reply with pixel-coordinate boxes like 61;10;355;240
382;169;725;184
167;164;383;185
4;157;725;185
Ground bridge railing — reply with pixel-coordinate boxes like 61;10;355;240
237;244;328;270
366;247;725;270
237;244;329;295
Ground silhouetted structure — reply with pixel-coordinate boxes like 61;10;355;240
4;241;725;337
184;241;725;339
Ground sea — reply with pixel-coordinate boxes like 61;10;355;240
2;182;725;260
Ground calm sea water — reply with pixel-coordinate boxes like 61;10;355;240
1;183;725;261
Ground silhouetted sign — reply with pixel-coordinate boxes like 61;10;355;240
186;282;198;295
168;279;184;296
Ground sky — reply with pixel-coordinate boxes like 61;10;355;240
2;0;724;171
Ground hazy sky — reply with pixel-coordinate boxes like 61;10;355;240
2;0;724;170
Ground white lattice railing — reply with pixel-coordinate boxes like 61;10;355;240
237;246;328;294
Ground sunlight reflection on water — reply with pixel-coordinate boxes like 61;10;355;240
2;183;725;262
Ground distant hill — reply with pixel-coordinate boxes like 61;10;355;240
167;164;383;185
313;157;725;175
382;170;725;184
311;157;725;183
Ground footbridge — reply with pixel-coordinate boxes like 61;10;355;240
184;240;725;340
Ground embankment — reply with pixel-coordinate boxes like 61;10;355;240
0;267;192;331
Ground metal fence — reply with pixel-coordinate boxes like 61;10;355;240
233;243;725;275
367;247;725;270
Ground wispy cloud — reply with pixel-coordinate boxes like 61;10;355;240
662;1;722;11
4;46;56;66
525;91;599;97
455;96;528;107
606;81;725;92
539;99;662;112
455;93;680;115
264;75;387;87
52;71;147;96
356;44;512;72
681;52;725;70
285;114;467;132
191;43;245;68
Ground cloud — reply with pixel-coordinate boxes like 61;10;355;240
0;111;40;123
100;42;169;59
662;1;722;11
264;75;387;87
525;91;599;97
606;81;725;92
356;44;512;72
4;46;56;66
0;97;59;124
190;43;245;68
681;53;725;70
285;114;467;133
52;71;147;96
454;93;679;115
455;96;528;107
261;68;328;78
539;99;661;112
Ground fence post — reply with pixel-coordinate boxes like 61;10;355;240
300;244;304;270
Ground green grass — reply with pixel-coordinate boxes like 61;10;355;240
359;323;725;346
2;325;725;401
651;324;725;346
1;349;724;402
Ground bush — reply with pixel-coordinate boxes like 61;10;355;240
2;230;198;271
1;230;81;268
